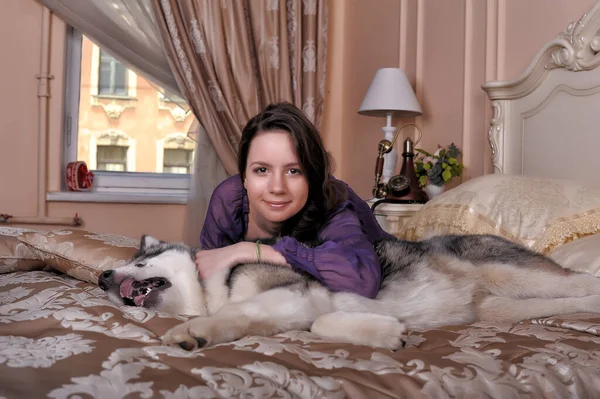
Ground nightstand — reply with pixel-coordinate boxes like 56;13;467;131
366;199;424;237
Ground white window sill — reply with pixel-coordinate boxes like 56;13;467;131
46;191;188;204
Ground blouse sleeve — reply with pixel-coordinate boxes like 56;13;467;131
271;202;382;298
200;176;245;250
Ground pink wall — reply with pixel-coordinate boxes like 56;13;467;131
323;0;597;197
0;1;186;242
1;0;596;240
1;1;42;218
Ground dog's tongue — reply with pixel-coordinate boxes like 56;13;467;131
133;293;145;306
119;278;153;306
120;278;135;299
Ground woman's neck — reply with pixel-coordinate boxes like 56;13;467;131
245;208;282;241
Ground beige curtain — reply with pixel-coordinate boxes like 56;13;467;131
152;0;329;175
152;0;329;245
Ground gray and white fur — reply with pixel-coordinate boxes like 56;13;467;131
98;234;600;351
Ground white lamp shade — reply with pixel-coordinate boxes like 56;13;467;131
358;68;423;117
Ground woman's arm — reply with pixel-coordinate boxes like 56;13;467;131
271;204;382;298
199;176;245;250
197;175;291;277
197;176;382;297
197;202;381;297
195;241;289;279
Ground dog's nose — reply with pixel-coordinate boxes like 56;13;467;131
98;270;114;291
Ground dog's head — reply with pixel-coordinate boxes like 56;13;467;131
98;235;206;315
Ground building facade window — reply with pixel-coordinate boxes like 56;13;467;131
156;133;196;174
98;50;128;96
163;148;194;174
89;129;136;172
97;145;128;171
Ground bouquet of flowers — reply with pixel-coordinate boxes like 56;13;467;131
414;143;463;187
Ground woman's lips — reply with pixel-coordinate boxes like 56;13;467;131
264;200;290;209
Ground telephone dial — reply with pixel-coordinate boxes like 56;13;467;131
371;123;428;212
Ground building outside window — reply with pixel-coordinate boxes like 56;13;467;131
163;148;194;174
98;50;128;96
96;145;128;171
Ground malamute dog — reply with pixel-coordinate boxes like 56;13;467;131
98;234;600;351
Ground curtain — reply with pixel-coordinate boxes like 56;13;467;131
152;0;329;175
184;122;228;245
39;0;180;95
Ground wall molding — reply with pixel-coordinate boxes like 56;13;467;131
483;0;500;174
415;0;425;107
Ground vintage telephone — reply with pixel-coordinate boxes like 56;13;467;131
372;123;428;208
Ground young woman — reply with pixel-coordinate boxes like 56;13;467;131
197;102;396;298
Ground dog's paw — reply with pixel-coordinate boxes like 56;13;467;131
356;316;406;351
311;312;407;351
161;317;212;351
379;320;407;351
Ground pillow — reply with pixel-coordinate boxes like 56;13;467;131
0;227;46;273
17;229;139;284
548;234;600;276
400;174;600;254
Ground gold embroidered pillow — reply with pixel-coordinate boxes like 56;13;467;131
17;229;139;284
400;174;600;254
0;227;46;273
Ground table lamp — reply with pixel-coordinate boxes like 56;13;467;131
358;68;423;184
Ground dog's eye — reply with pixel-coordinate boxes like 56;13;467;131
135;262;145;268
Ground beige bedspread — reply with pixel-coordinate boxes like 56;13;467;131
1;270;600;398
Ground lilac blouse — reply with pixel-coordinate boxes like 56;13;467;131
199;175;396;298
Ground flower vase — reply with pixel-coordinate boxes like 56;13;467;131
425;184;445;200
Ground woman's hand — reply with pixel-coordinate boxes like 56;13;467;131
195;242;250;279
196;242;289;279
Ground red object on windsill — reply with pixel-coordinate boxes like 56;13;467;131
66;161;94;191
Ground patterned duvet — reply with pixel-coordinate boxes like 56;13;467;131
1;270;600;398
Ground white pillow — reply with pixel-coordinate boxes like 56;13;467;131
548;234;600;276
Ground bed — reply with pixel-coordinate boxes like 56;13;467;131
4;4;600;398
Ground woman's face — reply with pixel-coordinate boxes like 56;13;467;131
244;130;309;227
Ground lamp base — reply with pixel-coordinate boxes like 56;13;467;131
381;126;397;183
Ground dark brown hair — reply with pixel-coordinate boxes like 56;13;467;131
238;102;347;241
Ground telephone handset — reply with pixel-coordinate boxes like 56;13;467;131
373;141;411;198
372;123;428;205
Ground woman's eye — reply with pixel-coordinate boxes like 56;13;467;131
289;168;302;175
255;167;267;174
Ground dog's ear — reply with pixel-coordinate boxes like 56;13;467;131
140;235;162;251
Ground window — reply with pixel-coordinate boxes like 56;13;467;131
156;132;196;174
89;129;135;172
97;145;128;171
56;27;199;203
98;50;128;96
163;149;194;174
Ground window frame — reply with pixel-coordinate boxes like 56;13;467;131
58;26;191;204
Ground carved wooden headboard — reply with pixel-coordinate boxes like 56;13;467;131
482;2;600;183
